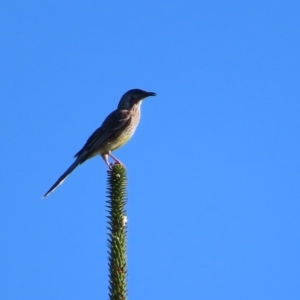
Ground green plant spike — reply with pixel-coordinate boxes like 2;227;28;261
106;164;128;300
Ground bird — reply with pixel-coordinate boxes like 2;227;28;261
43;88;156;198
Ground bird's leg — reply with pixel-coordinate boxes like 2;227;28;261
108;153;124;166
101;154;111;168
101;154;118;173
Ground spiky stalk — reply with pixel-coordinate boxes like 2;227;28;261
106;164;128;300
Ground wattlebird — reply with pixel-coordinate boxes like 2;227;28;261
43;89;156;198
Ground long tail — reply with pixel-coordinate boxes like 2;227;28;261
43;160;80;198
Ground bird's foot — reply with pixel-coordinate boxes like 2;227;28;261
107;161;125;172
106;162;117;173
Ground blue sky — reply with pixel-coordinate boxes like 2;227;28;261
1;1;299;299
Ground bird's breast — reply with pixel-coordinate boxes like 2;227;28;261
103;106;141;152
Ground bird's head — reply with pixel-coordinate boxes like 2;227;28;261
118;89;156;109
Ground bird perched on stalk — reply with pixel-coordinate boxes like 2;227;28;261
43;88;156;198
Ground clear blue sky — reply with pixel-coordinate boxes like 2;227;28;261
1;1;299;299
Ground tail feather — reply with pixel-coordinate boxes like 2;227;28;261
43;160;80;198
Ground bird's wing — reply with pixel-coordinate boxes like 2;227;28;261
74;109;131;159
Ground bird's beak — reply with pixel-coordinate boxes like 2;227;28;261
146;91;157;97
